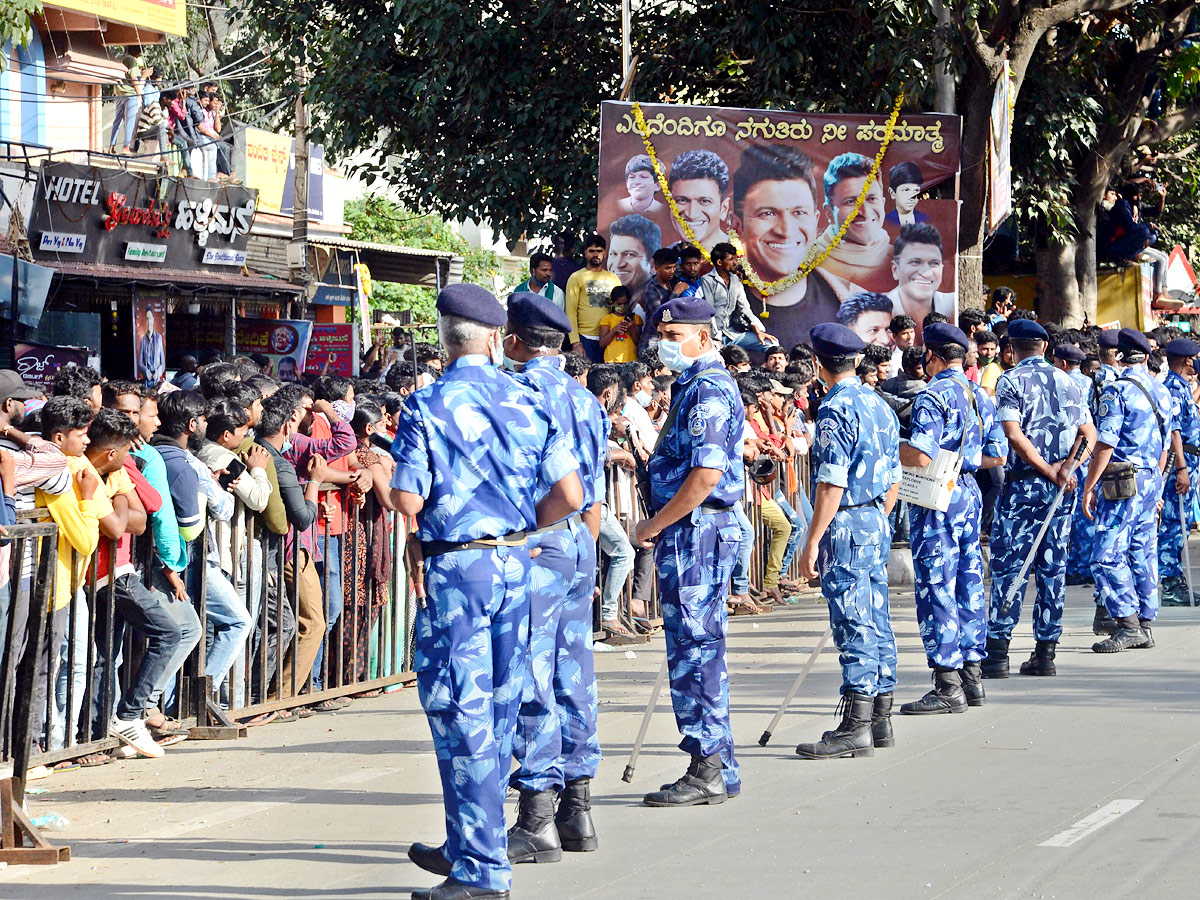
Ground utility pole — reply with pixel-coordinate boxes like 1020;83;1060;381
289;50;311;315
932;0;955;114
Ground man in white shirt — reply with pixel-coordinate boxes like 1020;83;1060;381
514;251;566;312
701;242;778;354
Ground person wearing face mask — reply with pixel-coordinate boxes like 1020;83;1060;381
633;296;745;808
899;323;1007;717
499;292;609;868
394;284;584;900
598;286;643;363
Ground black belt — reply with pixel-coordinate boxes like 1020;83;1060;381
534;512;583;535
700;502;735;514
1184;443;1200;457
840;496;884;510
422;530;527;559
1006;469;1046;483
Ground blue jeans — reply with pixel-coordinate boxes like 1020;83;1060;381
579;335;604;363
597;507;634;622
205;564;253;693
726;330;779;354
312;534;343;689
731;502;755;595
50;590;90;750
109;94;140;149
150;558;204;713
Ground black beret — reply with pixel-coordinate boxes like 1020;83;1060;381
507;291;571;334
653;296;717;327
1117;327;1152;356
1097;329;1120;350
1052;344;1085;363
923;322;969;350
1165;337;1200;358
436;283;506;327
810;322;866;357
1007;318;1049;342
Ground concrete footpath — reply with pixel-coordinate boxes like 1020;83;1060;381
3;584;1199;900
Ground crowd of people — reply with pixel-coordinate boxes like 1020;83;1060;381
109;49;233;181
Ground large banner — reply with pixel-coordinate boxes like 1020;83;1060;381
598;101;961;349
988;62;1013;234
14;342;89;395
236;319;313;382
133;291;167;386
305;324;358;377
49;0;187;37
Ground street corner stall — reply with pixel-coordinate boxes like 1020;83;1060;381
26;160;300;384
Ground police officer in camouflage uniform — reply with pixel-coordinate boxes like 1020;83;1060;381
1158;338;1198;606
634;296;745;808
500;293;609;865
793;323;902;760
392;284;583;900
1084;328;1176;654
900;322;1007;716
981;320;1095;679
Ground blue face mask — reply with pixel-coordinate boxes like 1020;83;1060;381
658;335;698;373
280;439;292;455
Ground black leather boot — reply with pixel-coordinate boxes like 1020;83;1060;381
980;636;1010;679
1160;577;1190;607
506;789;562;864
1093;604;1117;635
555;778;597;852
1092;615;1148;653
643;753;726;807
899;667;967;715
1018;640;1057;675
1137;619;1155;649
411;877;510;900
408;842;452;877
871;692;894;748
961;662;986;707
796;692;875;759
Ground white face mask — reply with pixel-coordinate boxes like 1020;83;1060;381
657;332;701;373
635;389;653;408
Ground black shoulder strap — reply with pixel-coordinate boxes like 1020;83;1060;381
652;369;729;455
1120;373;1166;436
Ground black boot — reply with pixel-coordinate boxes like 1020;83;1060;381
1137;619;1155;649
1092;604;1117;635
871;692;894;748
408;842;452;877
555;778;597;852
1016;640;1056;675
899;667;967;715
506;789;562;865
1092;615;1148;653
980;636;1010;679
1160;577;1190;607
411;877;510;900
796;692;875;759
643;753;726;807
961;662;986;707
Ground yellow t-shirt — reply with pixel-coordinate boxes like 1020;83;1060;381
36;456;113;610
565;269;622;343
980;361;1004;395
599;312;643;363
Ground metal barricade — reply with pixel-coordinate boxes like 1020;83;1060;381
596;464;661;640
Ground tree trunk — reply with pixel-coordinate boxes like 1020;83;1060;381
1034;233;1083;327
955;59;997;312
1073;209;1099;326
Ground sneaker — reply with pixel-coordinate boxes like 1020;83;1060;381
110;717;166;758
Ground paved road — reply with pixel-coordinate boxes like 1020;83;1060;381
4;584;1199;899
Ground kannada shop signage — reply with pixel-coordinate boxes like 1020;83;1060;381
305;323;358;376
29;162;258;272
598;100;962;348
48;0;187;37
236;126;325;221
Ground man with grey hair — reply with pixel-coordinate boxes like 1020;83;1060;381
393;283;584;900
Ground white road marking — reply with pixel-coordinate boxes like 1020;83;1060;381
1039;799;1143;847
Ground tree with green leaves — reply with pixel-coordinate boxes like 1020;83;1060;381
1;1;42;73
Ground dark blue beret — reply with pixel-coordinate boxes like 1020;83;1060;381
810;322;866;357
1007;318;1049;342
507;291;571;334
1097;329;1120;350
436;283;506;327
1117;327;1152;355
652;296;717;327
923;322;969;350
1165;337;1200;358
1052;344;1085;363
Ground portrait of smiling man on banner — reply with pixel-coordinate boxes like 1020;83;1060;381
812;152;893;292
668;149;732;252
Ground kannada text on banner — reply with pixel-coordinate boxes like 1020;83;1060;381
598;101;963;348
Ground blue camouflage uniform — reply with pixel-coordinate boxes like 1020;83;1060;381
1159;368;1199;584
1092;364;1173;622
1067;365;1112;582
813;377;902;696
988;356;1090;643
649;354;745;795
907;368;1007;669
391;354;578;893
509;353;610;793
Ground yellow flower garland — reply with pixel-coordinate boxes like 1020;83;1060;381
630;89;906;311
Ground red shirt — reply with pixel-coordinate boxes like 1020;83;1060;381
95;456;162;583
